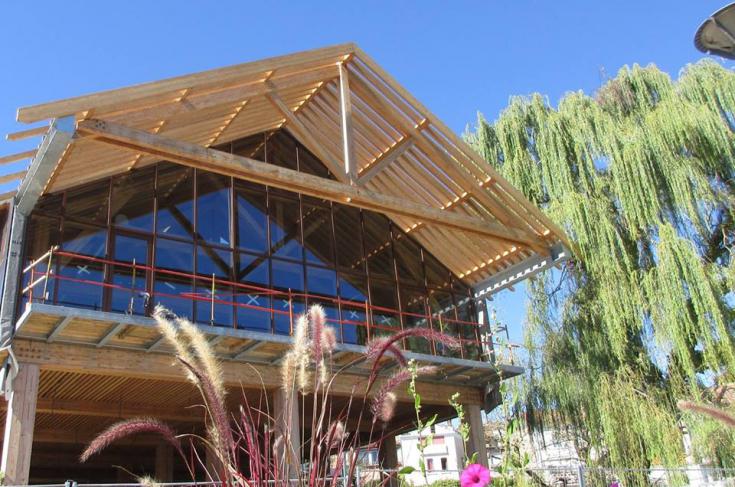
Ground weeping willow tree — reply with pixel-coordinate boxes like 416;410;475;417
467;60;735;475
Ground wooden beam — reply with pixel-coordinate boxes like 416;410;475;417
0;149;36;166
17;43;356;123
1;363;40;486
12;339;484;405
265;86;349;183
6;126;48;141
0;170;26;185
76;119;542;248
357;137;413;185
338;62;357;182
46;316;74;343
110;65;338;126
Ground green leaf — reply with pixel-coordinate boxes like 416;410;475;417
398;466;416;475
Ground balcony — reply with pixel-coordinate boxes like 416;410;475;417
15;247;523;385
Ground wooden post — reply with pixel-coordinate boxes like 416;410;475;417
155;442;174;482
338;62;357;182
378;434;399;487
273;386;300;481
1;363;40;485
466;403;489;468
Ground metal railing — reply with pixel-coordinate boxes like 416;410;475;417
21;248;523;363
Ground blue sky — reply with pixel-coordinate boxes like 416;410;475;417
1;1;731;343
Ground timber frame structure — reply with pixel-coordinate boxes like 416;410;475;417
0;43;570;484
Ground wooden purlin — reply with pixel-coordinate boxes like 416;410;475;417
17;43;355;123
351;46;570;250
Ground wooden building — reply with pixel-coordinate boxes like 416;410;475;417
0;44;569;484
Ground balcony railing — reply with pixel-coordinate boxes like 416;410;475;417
20;247;521;364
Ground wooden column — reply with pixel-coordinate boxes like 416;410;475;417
338;62;357;182
273;387;300;480
155;442;174;482
1;363;40;486
466;404;489;468
379;434;399;487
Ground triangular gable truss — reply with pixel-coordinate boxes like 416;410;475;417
1;43;570;291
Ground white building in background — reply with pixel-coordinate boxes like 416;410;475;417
397;424;465;485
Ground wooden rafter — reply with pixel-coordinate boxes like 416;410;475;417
0;149;36;165
6;125;47;141
265;85;348;183
357;136;414;184
76;118;542;249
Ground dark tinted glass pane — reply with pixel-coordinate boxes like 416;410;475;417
269;195;303;260
65;182;109;225
156;164;194;238
195;283;233;327
154;274;193;320
272;258;303;291
114;235;149;264
401;288;431;354
362;212;394;279
61;224;107;257
369;278;400;337
303;204;335;266
58;224;106;309
427;291;459;357
111;167;155;231
306;266;337;297
235;184;267;253
197;245;232;279
455;295;480;360
197;171;231;246
394;235;424;286
339;274;368;345
333;205;364;272
35;193;63;216
236;252;271;332
22;216;59;304
155;238;193;271
425;252;451;290
230;132;267;160
298;144;332;178
267;130;298;171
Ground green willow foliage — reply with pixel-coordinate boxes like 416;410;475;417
467;60;735;472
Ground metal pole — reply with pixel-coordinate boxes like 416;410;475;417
42;246;54;303
288;289;293;335
577;464;586;487
128;258;137;315
210;272;216;325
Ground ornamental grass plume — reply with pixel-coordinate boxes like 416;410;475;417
82;304;464;487
678;400;735;428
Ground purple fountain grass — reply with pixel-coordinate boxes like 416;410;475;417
366;328;460;364
80;418;185;463
371;366;438;423
679;400;735;428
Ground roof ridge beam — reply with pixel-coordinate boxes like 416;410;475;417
76;118;542;248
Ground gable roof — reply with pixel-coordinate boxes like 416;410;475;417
1;43;570;292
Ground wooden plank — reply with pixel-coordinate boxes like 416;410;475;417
77;118;542;247
0;170;26;185
358;137;413;184
338;62;357;181
17;43;356;123
0;150;36;165
6;126;47;141
266;87;348;183
108;65;337;127
0;363;39;486
46;316;74;343
96;322;127;348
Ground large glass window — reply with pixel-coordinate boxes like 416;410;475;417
22;129;479;359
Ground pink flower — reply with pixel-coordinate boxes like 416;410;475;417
460;463;491;487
